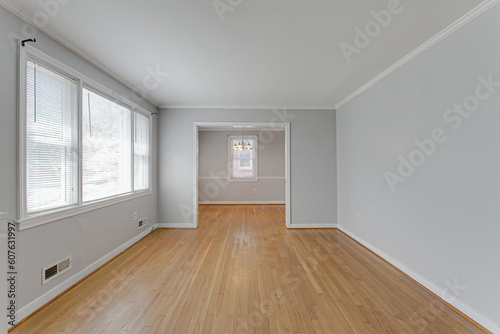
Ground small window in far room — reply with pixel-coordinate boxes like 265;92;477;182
228;135;258;180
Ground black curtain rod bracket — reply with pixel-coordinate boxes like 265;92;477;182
21;38;36;47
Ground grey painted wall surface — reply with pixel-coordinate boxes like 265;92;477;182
158;108;336;226
198;130;285;202
0;7;158;310
337;5;500;327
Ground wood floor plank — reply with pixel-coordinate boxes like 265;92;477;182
10;205;489;334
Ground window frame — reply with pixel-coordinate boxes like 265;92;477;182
133;112;151;191
18;44;152;230
24;58;79;215
81;85;134;203
228;135;258;182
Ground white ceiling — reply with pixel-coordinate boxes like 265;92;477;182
6;0;485;109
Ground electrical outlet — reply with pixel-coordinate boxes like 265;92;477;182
254;188;257;193
356;211;361;220
134;212;137;221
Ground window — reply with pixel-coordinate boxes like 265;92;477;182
229;136;258;180
134;112;150;190
25;60;78;214
19;46;152;226
82;88;132;202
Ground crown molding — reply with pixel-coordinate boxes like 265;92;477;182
158;105;334;110
335;0;500;110
3;0;497;111
0;0;160;108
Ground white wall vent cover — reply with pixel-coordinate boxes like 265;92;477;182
138;218;148;229
42;255;72;285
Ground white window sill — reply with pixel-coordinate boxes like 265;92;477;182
16;190;152;231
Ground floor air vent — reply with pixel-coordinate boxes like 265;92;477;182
42;255;72;285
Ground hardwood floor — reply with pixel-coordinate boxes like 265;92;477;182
11;205;487;333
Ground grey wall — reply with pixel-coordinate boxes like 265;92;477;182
0;7;158;311
337;5;500;329
198;130;285;203
158;108;336;226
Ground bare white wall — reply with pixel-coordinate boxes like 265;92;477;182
158;108;336;227
198;130;285;203
337;5;500;332
0;6;158;315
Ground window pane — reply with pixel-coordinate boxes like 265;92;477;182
232;159;254;178
231;139;255;159
134;112;150;190
239;160;251;168
26;60;78;213
82;88;132;202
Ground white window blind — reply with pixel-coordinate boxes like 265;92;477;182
82;87;132;202
134;112;150;190
26;60;78;213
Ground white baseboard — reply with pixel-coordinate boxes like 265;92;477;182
15;224;158;325
157;221;336;230
337;225;500;334
157;223;197;229
287;223;337;229
199;201;285;205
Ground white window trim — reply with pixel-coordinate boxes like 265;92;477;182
228;135;258;182
17;44;153;231
133;111;152;192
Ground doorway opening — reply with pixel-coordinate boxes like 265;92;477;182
193;122;290;228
